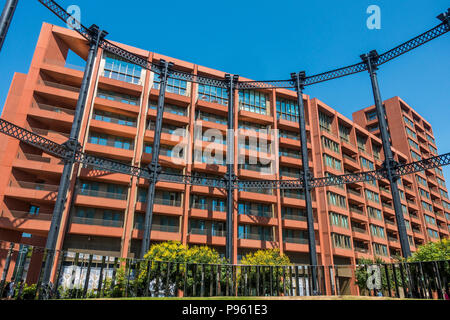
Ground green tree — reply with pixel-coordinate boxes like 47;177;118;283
240;249;291;266
408;239;450;262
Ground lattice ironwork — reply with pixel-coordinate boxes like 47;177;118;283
394;152;450;177
38;1;449;92
377;22;450;65
0;119;67;158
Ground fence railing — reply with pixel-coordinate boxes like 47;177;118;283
0;240;448;300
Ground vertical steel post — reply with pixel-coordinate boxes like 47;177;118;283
0;242;14;297
0;0;18;52
291;71;318;294
360;50;411;258
41;25;107;294
224;74;239;264
140;60;172;258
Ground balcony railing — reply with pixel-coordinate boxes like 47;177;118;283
388;236;399;242
16;152;64;165
239;233;274;242
32;102;75;116
347;188;362;197
282;214;307;221
38;79;80;93
384;219;396;225
137;196;182;207
29;127;69;139
354;247;369;253
349;206;365;215
9;180;59;192
189;228;226;237
283;237;308;244
239;210;273;218
134;223;179;232
76;187;127;200
71;216;124;228
7;210;52;221
352;226;367;234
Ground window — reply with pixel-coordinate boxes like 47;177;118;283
360;157;374;170
437;178;446;188
416;175;427;187
440;189;449;199
238;90;269;115
365;190;380;203
279;129;300;141
370;224;385;239
405;127;417;139
403;115;414;128
323;154;342;171
238;202;272;218
279;147;301;159
429;145;438;155
97;89;139;105
321;136;340;153
419;188;430;200
318;111;332;132
276;98;299;122
436;167;443;177
366;110;377;121
411;151;422;161
424;214;436;225
427;228;439;238
356;135;367;152
327;192;347;208
329;212;349;229
198;84;228;105
93;109;136;127
339;124;350;142
331;233;352;249
372;242;388;256
372;146;381;160
103;52;142;84
29;205;40;216
153;73;188;96
367;206;382;220
426;134;436;145
88;132;133;150
421;201;433;212
195;110;227;125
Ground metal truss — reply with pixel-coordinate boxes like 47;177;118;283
38;1;449;91
3;117;450;192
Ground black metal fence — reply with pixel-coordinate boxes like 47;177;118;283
0;241;448;300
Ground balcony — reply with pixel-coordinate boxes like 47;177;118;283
283;237;308;244
354;247;369;254
282;214;307;222
134;223;179;233
351;226;367;234
239;233;274;242
76;188;127;200
38;79;80;93
71;216;124;228
189;228;226;237
9;180;59;192
31;102;75;116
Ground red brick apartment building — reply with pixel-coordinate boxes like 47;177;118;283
0;23;448;281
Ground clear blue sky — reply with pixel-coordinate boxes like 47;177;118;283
0;0;449;180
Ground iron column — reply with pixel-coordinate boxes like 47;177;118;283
361;50;411;258
225;74;239;264
140;60;172;258
0;0;18;52
41;25;107;293
291;71;318;294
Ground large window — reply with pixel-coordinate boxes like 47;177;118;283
103;53;142;84
366;110;377;121
88;132;133;150
367;206;382;220
329;212;349;229
365;189;380;203
327;192;347;208
332;233;351;249
97;89;139;105
403;115;414;128
276;98;299;122
321;136;340;153
411;150;422;161
408;139;419;150
372;242;388;256
153;73;188;96
318;111;332;132
370;224;385;239
323;154;342;171
360;157;374;170
339;124;350;142
239;90;269;115
198;84;228;105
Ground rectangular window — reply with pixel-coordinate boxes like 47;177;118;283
321;136;340;153
329;212;349;229
365;189;380;203
405;127;417;139
153;73;188;96
198;84;228;106
421;201;433;212
372;242;388;256
103;52;142;84
97;89;140;105
239;90;269;115
318;111;332;132
327;192;347;208
416;175;428;187
356;135;367;152
408;139;419;150
426;134;436;145
360;157;374;170
411;151;422;161
370;224;385;239
367;206;382;220
276;98;299;122
403;115;414;128
366;110;377;121
339;124;350;142
323;154;342;171
331;233;352;249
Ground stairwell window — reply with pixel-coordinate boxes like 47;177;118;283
103;52;142;85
